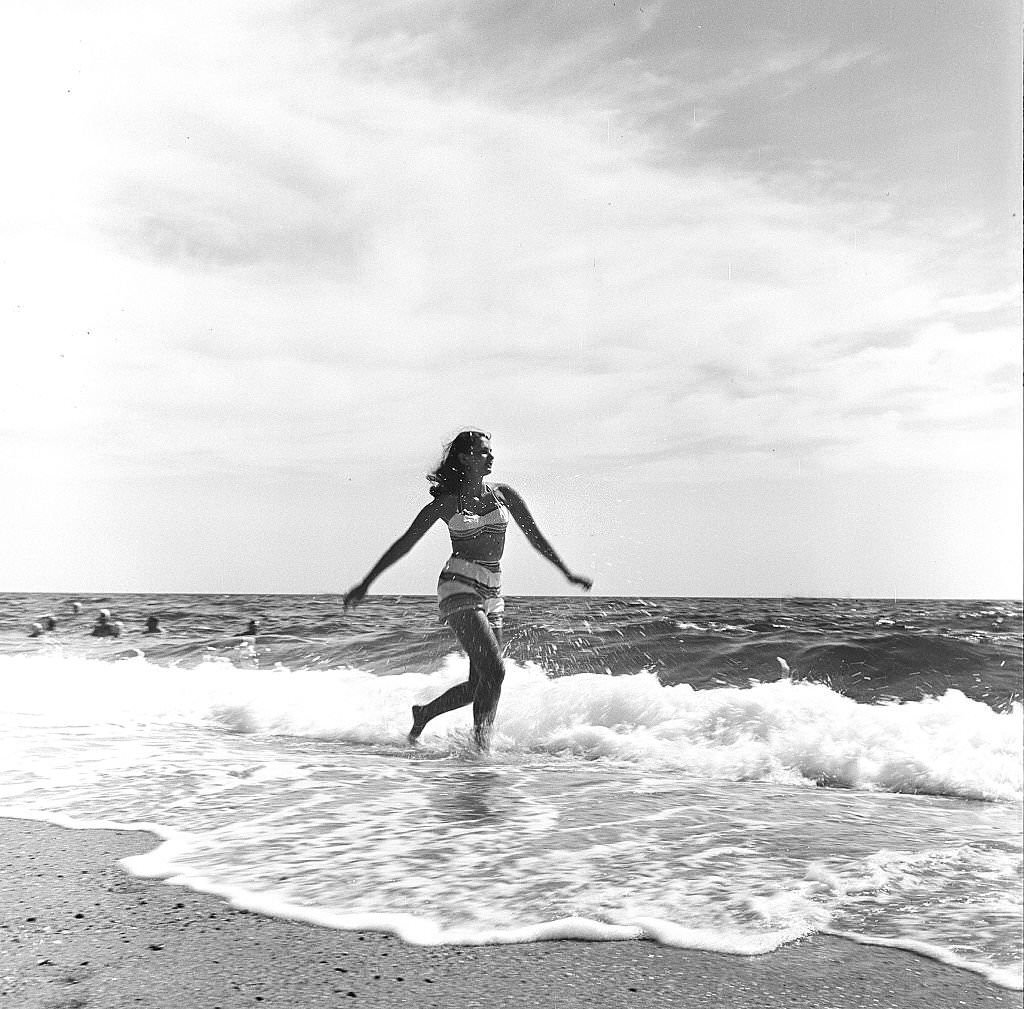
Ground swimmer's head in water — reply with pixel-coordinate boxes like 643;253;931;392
98;609;111;621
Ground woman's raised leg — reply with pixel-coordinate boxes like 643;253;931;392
408;672;476;741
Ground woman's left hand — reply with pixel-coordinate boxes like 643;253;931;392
567;572;593;591
343;581;369;609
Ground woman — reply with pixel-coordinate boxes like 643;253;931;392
343;430;592;748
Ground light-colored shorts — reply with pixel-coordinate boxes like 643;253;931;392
437;556;504;627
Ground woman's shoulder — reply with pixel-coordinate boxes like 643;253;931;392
429;491;460;519
489;483;521;507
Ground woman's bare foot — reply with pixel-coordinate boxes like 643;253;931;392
407;704;426;743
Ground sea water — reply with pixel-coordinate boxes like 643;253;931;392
0;594;1020;989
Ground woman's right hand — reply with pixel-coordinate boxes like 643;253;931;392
343;581;369;610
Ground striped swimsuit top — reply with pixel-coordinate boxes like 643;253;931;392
447;490;510;563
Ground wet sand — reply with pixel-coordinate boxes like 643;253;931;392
1;817;1019;1009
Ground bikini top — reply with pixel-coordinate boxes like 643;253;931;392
447;488;510;555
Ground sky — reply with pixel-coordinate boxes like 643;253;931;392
1;0;1021;598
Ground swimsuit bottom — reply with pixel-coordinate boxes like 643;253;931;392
437;556;504;627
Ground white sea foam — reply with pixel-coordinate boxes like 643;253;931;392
0;651;1020;801
4;804;1019;989
2;646;1021;991
826;929;1024;991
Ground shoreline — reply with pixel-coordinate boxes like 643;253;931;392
2;817;1020;1009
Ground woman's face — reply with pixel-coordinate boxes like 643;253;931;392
459;435;494;478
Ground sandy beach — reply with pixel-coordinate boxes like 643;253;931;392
0;817;1018;1009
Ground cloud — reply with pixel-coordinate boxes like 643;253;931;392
0;1;1018;594
2;1;1017;491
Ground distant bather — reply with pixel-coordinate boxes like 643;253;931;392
91;610;118;637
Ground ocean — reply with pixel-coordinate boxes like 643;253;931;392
1;592;1021;990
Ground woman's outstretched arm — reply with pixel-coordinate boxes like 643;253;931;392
343;498;446;608
496;484;593;590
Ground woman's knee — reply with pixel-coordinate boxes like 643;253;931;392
475;667;503;708
475;637;504;681
470;652;504;689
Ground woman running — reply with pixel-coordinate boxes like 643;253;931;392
343;430;592;748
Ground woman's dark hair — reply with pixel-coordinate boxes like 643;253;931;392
427;430;490;498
